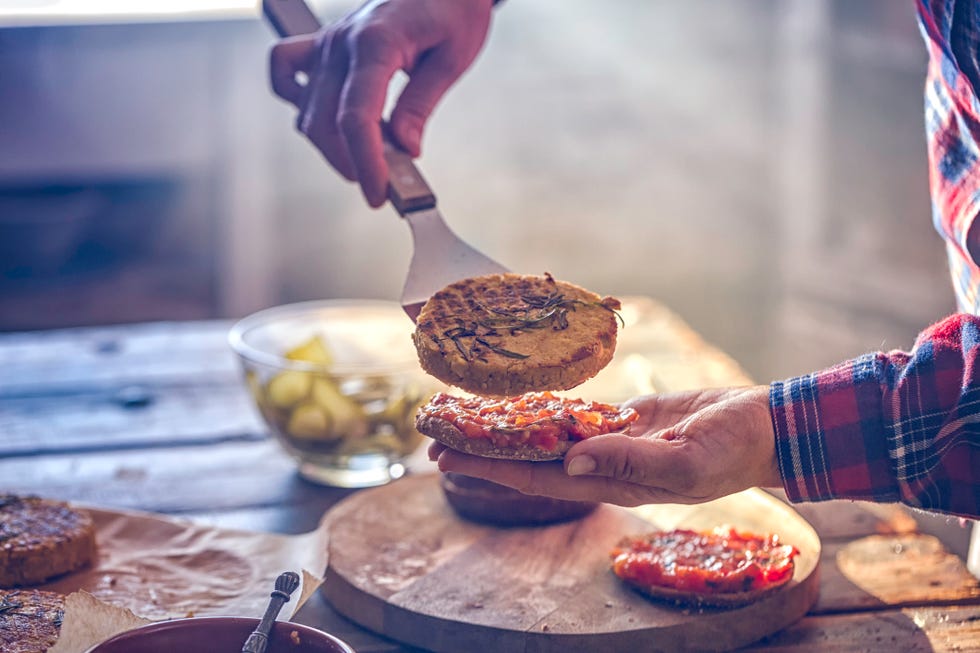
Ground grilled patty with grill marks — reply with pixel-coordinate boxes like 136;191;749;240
0;495;97;588
0;588;64;653
413;273;621;396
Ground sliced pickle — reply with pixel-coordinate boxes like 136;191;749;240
285;335;333;365
312;376;366;437
266;370;312;408
377;393;410;425
286;401;336;440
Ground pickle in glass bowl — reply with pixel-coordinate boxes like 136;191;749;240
229;300;444;488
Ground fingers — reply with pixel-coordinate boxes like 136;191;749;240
563;433;699;495
298;32;358;181
435;450;604;502
271;0;494;209
336;28;407;207
427;441;448;460
389;47;463;156
435;448;690;507
270;35;318;107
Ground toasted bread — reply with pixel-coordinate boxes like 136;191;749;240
0;495;97;587
440;472;598;526
417;412;571;461
413;273;621;396
416;391;638;461
620;566;795;608
610;527;799;609
0;588;64;653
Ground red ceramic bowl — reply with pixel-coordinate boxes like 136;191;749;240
85;617;356;653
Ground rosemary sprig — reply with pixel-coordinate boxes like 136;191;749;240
0;600;23;615
475;337;530;359
437;291;623;360
442;324;528;361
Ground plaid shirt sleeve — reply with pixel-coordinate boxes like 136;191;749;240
770;314;980;519
919;0;980;311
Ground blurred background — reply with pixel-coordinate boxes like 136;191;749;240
0;0;956;384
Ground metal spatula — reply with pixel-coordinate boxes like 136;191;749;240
263;0;509;321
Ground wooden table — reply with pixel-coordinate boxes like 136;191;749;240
1;301;978;652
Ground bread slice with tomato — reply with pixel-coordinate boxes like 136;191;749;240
610;527;799;608
416;391;638;461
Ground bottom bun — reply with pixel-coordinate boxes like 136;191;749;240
417;414;571;461
440;472;598;526
623;568;795;608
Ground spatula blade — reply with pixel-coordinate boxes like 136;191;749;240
400;208;509;321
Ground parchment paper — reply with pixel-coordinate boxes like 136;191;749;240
37;506;330;653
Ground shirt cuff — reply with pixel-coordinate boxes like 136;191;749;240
769;353;901;505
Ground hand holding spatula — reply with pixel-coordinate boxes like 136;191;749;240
263;0;507;321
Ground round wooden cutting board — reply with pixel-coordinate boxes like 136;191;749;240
321;473;820;653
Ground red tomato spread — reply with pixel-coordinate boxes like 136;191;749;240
610;527;799;595
420;391;638;452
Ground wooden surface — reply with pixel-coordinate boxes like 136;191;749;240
0;303;978;652
322;475;820;653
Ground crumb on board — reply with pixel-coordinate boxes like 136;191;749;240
290;629;301;645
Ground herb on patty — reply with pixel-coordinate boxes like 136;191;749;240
439;291;621;361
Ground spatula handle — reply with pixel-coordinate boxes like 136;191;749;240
384;142;437;214
263;0;320;36
263;0;437;215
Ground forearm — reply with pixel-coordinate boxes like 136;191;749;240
769;313;980;519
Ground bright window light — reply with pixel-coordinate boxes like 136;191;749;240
0;1;260;26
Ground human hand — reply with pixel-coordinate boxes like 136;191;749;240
269;0;494;207
429;386;782;507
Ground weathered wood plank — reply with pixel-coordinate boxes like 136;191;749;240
745;605;980;652
0;382;263;456
0;440;338;518
0;320;266;454
764;488;916;541
0;321;238;395
299;601;980;653
0;439;438;530
814;536;980;614
296;593;424;653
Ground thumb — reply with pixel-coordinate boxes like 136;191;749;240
389;49;461;156
564;433;692;489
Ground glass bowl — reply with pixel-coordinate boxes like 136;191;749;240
84;616;355;653
229;300;440;488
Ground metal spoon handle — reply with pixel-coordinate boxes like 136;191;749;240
242;571;301;653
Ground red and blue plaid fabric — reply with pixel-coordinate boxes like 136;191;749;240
768;1;980;519
920;0;980;312
771;315;980;518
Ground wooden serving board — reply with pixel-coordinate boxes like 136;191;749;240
321;474;821;653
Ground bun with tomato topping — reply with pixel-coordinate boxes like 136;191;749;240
610;527;800;608
415;391;638;461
